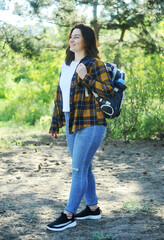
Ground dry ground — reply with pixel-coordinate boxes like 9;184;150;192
0;131;164;240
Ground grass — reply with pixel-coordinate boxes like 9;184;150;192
92;232;116;240
121;199;157;214
0;122;38;150
0;120;66;150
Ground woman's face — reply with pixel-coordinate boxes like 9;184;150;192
69;28;85;54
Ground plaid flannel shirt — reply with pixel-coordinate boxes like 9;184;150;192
49;56;114;134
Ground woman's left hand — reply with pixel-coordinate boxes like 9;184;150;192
76;63;87;80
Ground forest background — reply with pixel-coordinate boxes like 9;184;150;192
0;0;163;141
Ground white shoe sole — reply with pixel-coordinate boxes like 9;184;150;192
46;221;77;231
75;214;101;220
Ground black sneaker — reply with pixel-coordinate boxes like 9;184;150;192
47;212;76;231
75;205;101;220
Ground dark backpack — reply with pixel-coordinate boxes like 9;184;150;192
93;62;127;118
83;59;127;119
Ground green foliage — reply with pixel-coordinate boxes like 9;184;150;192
0;46;65;125
93;232;115;240
0;24;46;59
101;43;164;140
121;199;157;214
0;87;6;98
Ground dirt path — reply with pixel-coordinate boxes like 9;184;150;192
0;133;164;240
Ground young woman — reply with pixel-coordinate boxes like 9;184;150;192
47;23;113;231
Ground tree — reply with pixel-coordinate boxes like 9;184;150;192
1;0;163;56
45;0;164;53
0;23;47;58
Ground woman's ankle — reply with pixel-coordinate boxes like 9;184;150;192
88;204;98;211
64;210;73;218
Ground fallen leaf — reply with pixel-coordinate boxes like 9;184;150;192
136;153;140;155
38;163;43;170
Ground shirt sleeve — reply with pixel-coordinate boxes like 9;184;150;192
49;86;60;134
80;58;114;99
49;84;65;134
49;63;66;134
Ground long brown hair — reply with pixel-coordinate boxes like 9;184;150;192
65;23;99;65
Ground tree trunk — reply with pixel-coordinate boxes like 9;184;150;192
119;28;126;42
92;1;99;41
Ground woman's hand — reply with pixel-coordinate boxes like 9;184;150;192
76;63;87;79
50;132;58;139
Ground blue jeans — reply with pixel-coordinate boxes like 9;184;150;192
64;112;106;214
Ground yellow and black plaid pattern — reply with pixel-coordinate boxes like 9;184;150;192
50;56;114;134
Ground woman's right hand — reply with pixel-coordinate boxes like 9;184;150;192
50;132;58;139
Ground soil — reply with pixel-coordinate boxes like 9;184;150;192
0;131;164;240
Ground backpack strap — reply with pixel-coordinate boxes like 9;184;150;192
111;64;117;81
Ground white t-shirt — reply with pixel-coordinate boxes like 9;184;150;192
60;61;79;112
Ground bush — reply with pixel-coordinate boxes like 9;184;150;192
0;49;64;125
103;47;164;140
